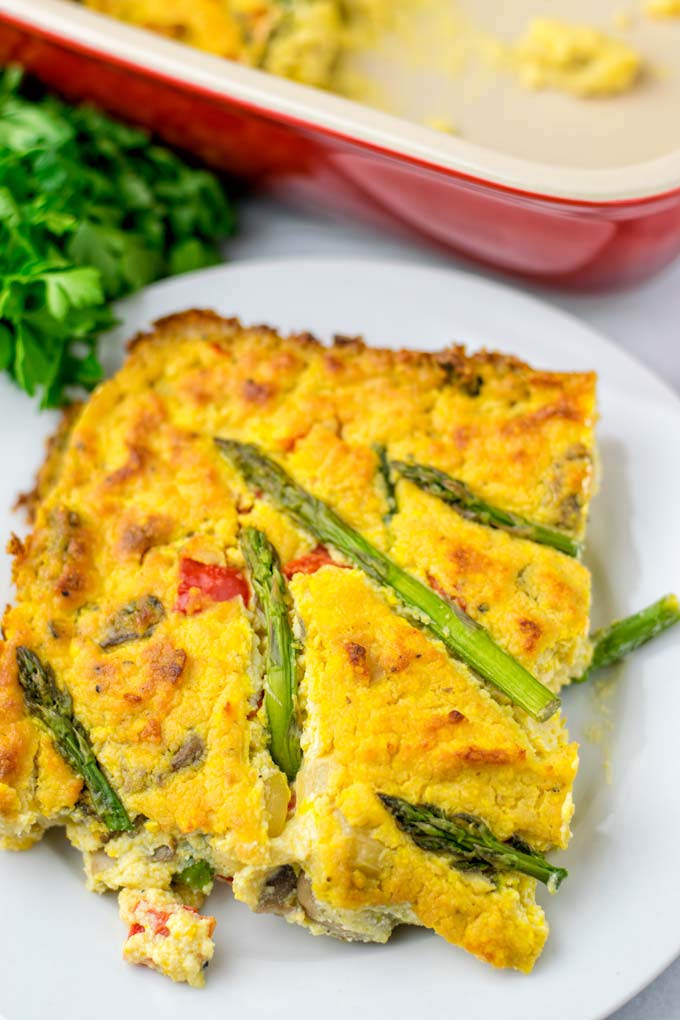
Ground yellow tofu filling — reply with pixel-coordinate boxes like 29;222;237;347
120;887;216;987
514;18;641;97
645;0;680;16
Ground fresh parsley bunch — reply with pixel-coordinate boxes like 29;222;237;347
0;67;235;407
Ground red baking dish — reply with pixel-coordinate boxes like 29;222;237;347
2;0;680;291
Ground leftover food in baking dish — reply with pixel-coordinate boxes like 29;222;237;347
80;1;646;98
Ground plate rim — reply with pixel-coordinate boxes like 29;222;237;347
112;255;680;412
2;255;679;1020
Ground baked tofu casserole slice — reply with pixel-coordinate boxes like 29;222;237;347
0;311;596;984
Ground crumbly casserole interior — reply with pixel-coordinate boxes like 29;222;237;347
0;311;596;983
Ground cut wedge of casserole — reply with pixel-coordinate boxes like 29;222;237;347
0;311;596;982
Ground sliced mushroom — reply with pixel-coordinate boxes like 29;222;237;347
255;865;298;915
170;733;205;772
296;872;320;922
151;844;175;862
296;873;355;938
296;873;397;942
98;594;165;649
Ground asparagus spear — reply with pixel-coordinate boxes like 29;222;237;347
392;460;581;558
16;647;132;832
240;526;302;781
98;594;165;649
373;444;398;522
575;594;680;683
217;440;559;721
379;794;567;892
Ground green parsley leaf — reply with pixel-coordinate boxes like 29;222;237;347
0;66;235;406
43;266;104;321
168;237;221;276
0;323;12;371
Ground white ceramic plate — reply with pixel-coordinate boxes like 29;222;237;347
1;259;679;1020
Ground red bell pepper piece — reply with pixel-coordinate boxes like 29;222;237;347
176;557;250;614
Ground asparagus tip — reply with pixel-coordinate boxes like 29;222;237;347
379;793;566;890
576;593;680;683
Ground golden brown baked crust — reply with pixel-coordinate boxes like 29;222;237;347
0;310;596;976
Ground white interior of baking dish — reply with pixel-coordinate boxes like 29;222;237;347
3;0;680;203
347;0;680;171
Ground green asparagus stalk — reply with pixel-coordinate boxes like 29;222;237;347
373;444;398;522
218;440;559;722
240;526;302;781
575;594;680;683
379;794;567;892
16;647;132;832
392;460;581;558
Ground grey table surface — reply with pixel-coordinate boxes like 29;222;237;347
228;194;680;1020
